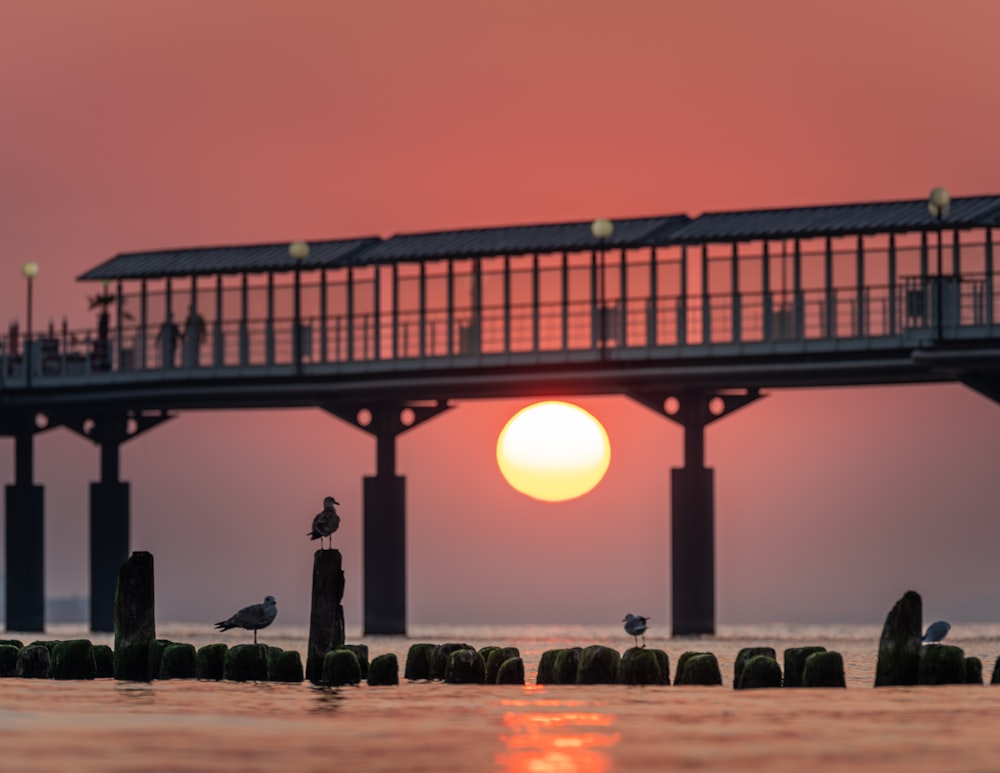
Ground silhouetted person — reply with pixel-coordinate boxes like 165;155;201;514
183;305;206;367
157;314;180;368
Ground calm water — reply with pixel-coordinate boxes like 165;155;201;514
3;623;1000;772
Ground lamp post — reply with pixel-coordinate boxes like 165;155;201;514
21;261;39;386
928;186;951;341
591;218;614;354
289;240;310;372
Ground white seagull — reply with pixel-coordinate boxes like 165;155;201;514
214;596;278;644
307;496;341;549
623;613;650;648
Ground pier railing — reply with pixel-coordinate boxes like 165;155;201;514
1;273;996;388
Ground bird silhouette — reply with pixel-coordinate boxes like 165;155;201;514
922;620;951;644
623;613;650;647
214;596;277;644
308;496;341;549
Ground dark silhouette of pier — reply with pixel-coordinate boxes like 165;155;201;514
3;192;1000;635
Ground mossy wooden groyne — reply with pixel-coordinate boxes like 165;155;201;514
802;651;846;687
224;643;270;681
0;645;19;677
874;590;922;687
918;645;966;685
404;643;436;680
619;647;669;685
51;639;97;680
368;653;399;685
444;648;486;684
306;549;346;684
496;657;525;685
735;655;782;689
485;647;520;684
734;647;776;687
114;551;156;681
321;648;361;686
196;644;228;680
15;644;50;678
159;643;196;680
675;652;722;685
783;647;827;687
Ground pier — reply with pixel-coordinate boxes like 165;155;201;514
3;192;1000;635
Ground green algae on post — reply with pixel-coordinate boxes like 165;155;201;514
225;643;270;682
485;647;520;684
619;647;669;686
321;649;361;686
783;647;826;687
444;649;486;684
918;645;966;685
496;657;525;685
195;644;228;680
93;645;114;678
51;640;97;680
404;643;436;680
676;652;722;686
0;645;19;677
734;647;776;686
802;651;846;688
577;645;620;684
15;645;50;679
159;643;197;679
368;653;399;686
271;650;304;683
735;655;781;689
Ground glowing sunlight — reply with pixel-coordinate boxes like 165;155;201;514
496;402;611;502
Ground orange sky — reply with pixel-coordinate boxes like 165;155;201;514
3;0;1000;628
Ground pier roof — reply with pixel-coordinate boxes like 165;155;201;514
78;194;1000;281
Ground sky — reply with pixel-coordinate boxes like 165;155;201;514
3;0;1000;630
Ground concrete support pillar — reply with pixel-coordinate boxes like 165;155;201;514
322;399;451;637
90;434;129;632
5;427;44;631
627;387;762;637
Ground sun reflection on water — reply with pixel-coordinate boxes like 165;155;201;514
495;697;620;773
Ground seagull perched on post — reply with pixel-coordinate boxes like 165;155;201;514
922;620;951;644
214;596;277;644
623;613;650;648
307;496;341;549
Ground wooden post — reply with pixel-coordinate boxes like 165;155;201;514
113;551;155;681
306;549;346;683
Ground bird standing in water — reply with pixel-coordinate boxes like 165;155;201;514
214;596;278;644
623;613;650;647
308;496;341;549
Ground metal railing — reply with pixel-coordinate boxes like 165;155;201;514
1;274;996;387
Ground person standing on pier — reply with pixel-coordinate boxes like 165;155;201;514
157;313;181;368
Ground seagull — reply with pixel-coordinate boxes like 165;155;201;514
214;596;278;644
623;613;650;648
922;620;951;644
307;496;341;549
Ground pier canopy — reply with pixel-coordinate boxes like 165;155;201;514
78;215;692;281
77;194;1000;282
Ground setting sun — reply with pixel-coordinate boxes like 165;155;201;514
496;402;611;502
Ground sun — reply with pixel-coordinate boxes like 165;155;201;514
496;401;611;502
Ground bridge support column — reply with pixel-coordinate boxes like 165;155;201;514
628;387;762;636
4;417;44;632
323;400;451;635
61;410;171;632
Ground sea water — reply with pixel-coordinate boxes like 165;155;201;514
3;623;1000;772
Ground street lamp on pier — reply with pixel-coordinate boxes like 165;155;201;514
591;218;614;354
289;240;310;372
928;186;951;340
21;260;39;387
